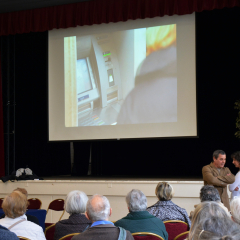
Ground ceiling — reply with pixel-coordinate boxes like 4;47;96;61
0;0;93;13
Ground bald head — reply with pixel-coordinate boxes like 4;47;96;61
86;194;111;222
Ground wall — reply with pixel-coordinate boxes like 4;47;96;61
0;180;205;222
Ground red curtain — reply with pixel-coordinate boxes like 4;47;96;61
0;48;5;177
0;0;239;36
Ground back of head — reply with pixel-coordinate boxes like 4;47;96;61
155;182;174;201
200;185;221;202
189;202;230;240
230;197;240;225
86;194;110;222
65;190;88;215
2;191;28;218
193;216;240;240
126;189;147;212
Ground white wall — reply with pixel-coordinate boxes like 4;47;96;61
0;180;206;223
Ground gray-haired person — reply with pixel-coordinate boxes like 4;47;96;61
72;194;134;240
230;197;240;225
54;190;91;240
114;189;168;240
188;201;232;240
191;216;240;240
189;185;229;220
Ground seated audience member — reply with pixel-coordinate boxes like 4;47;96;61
147;182;191;227
72;194;134;240
114;189;168;240
0;225;19;240
189;185;229;219
0;191;46;240
188;201;231;240
0;187;40;225
54;190;91;240
191;216;240;240
230;197;240;225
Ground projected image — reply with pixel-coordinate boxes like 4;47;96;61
64;24;177;127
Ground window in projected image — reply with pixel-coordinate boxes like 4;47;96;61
77;58;93;94
64;24;177;127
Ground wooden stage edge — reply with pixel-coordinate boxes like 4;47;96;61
41;175;203;182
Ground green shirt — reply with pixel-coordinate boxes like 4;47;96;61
114;211;168;240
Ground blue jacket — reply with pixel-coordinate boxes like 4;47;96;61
0;225;19;240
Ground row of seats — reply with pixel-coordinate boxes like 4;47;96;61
45;220;189;240
19;230;189;240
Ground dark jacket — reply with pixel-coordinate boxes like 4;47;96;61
54;213;91;240
0;225;19;240
114;211;168;240
72;224;134;240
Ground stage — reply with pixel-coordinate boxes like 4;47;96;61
0;176;207;223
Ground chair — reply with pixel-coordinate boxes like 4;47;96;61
132;232;164;240
47;199;65;221
44;223;56;240
0;198;4;209
28;198;42;209
164;220;188;240
173;231;189;240
18;237;31;240
59;233;80;240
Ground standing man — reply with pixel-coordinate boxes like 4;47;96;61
202;150;235;210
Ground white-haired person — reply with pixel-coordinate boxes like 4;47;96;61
115;189;168;239
147;182;191;227
230;197;240;225
54;190;91;240
0;191;46;240
191;216;240;240
188;201;231;240
72;194;134;240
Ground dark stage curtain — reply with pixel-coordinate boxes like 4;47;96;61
0;0;239;177
0;0;239;36
0;48;5;177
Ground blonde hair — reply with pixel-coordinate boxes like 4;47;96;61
2;191;29;218
13;188;28;198
155;182;174;201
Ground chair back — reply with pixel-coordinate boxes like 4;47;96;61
132;232;164;240
47;199;65;221
173;231;189;240
164;220;188;240
44;223;56;239
28;198;42;209
59;233;80;240
0;198;4;209
18;237;31;240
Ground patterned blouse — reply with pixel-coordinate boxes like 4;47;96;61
147;200;191;227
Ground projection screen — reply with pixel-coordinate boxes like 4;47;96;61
49;13;196;141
